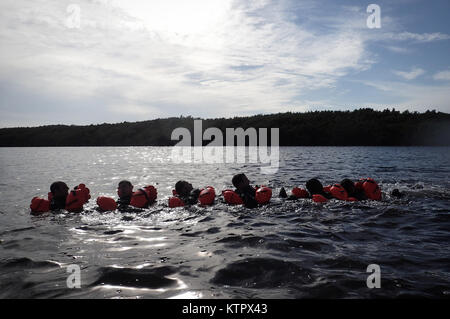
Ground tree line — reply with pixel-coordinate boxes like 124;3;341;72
0;109;449;146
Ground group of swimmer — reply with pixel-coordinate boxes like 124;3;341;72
30;174;397;215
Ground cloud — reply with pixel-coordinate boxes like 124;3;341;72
382;32;450;43
392;67;425;80
361;80;450;113
0;0;449;127
0;0;375;125
433;70;450;81
385;46;412;54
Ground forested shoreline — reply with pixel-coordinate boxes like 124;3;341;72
1;109;449;146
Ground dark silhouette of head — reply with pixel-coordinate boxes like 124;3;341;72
175;180;193;197
50;181;69;198
340;179;356;195
117;180;133;198
232;173;250;191
391;189;404;198
306;178;324;195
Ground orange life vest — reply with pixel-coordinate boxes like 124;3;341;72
355;180;364;191
198;186;215;206
330;184;348;200
222;190;244;205
168;196;185;208
75;184;91;203
130;185;157;208
255;186;272;204
30;197;50;214
312;194;328;203
64;184;90;212
362;178;382;200
96;196;118;211
31;183;89;214
65;191;85;212
292;187;309;198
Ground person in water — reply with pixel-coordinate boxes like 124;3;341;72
306;178;333;199
391;188;404;198
175;180;201;205
279;178;332;200
49;181;69;210
340;178;367;201
232;173;258;208
117;180;133;208
278;187;299;200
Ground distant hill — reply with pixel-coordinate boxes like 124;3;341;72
1;109;449;146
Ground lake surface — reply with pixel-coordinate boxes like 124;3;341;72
0;146;449;298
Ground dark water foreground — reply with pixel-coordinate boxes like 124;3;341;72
0;147;449;298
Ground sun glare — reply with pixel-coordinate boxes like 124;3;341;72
114;0;231;37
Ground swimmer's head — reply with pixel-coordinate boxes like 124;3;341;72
306;178;324;195
50;181;69;198
340;179;356;195
391;189;404;198
117;180;133;198
232;173;250;191
175;180;193;197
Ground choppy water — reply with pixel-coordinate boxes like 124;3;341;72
0;147;449;298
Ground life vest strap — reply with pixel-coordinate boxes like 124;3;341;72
65;190;79;207
138;188;151;205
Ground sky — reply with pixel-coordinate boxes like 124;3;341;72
0;0;449;127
